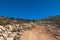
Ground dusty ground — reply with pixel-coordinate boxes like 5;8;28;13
20;22;59;40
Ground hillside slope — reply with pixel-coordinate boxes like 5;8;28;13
36;16;60;40
0;16;60;40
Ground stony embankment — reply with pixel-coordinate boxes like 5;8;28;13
0;22;33;40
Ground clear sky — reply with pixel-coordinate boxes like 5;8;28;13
0;0;60;20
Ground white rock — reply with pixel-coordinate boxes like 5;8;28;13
6;37;14;40
16;24;19;27
8;25;13;30
0;25;5;30
23;23;32;29
0;29;2;32
0;37;4;40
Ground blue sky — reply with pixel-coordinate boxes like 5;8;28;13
0;0;60;20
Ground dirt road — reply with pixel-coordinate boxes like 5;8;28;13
20;22;58;40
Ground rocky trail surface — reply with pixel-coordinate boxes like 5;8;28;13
0;16;60;40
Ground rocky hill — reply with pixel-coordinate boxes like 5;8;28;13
0;16;60;40
36;16;60;40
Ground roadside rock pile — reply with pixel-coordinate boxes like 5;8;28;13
0;23;33;40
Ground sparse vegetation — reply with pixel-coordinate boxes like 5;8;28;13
0;16;60;40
